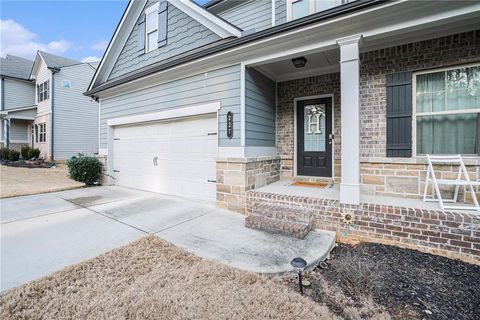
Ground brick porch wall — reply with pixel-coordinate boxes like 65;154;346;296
247;190;480;264
216;156;281;214
276;31;480;200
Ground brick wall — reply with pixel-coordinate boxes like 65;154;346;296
247;190;480;264
277;72;341;168
216;156;281;213
275;31;480;200
360;30;480;158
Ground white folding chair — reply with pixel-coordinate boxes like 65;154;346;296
423;154;480;211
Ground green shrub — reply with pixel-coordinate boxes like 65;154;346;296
0;148;9;160
21;145;30;159
28;148;40;159
67;154;102;185
8;149;20;161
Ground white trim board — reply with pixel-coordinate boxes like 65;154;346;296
168;0;242;38
107;102;220;127
293;94;335;179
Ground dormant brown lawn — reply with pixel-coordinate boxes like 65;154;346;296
0;236;338;320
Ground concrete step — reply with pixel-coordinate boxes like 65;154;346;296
250;203;314;224
245;214;311;239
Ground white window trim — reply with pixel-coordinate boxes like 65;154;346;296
287;0;345;21
38;123;47;143
145;3;159;53
412;62;480;157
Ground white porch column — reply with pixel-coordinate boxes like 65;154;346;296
337;35;362;205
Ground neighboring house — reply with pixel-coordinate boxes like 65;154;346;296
0;55;36;151
85;0;480;263
28;51;98;160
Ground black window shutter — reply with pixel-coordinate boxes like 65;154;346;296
137;14;146;55
158;0;167;47
386;71;412;157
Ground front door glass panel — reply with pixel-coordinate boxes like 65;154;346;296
304;104;326;151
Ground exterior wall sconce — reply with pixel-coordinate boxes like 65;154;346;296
292;57;307;68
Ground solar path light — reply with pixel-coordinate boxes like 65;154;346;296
291;257;307;295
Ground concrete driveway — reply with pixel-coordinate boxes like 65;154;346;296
1;186;335;292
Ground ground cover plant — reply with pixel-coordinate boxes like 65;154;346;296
279;242;480;320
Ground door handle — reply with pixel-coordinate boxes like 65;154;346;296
153;156;158;166
328;133;334;145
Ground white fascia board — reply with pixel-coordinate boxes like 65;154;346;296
107;102;220;126
168;0;242;38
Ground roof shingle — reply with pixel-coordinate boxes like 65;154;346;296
0;55;34;80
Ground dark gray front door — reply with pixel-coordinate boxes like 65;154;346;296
296;97;333;177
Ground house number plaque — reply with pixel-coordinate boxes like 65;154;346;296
227;111;233;139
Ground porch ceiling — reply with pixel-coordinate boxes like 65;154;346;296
257;49;340;82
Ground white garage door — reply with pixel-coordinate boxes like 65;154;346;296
112;115;217;201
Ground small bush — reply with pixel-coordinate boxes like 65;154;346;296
21;146;30;159
67;154;102;185
0;148;9;160
0;148;20;161
8;149;20;161
28;148;40;159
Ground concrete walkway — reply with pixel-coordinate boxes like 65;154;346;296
0;186;335;291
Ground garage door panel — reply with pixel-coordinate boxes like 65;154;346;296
112;115;217;202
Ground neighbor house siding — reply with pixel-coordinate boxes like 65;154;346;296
108;0;222;80
3;79;35;110
35;59;52;116
53;64;99;160
219;0;272;32
275;0;287;25
245;67;276;146
100;64;241;148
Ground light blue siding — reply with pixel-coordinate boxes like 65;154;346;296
219;0;272;32
53;64;99;159
245;67;276;146
275;0;287;25
100;64;241;148
109;0;222;80
3;79;35;110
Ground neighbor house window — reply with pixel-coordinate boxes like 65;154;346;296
145;3;159;53
38;123;46;143
61;80;71;88
415;65;480;155
287;0;350;20
37;80;50;102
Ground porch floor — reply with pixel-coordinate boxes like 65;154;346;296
255;180;475;214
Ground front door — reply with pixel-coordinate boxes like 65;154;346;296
296;97;333;177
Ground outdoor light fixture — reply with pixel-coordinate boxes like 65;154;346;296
291;257;307;295
292;56;307;68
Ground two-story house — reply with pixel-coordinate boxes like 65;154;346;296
28;51;99;160
85;0;480;264
0;55;36;150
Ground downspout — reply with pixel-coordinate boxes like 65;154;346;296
1;76;6;148
49;67;60;161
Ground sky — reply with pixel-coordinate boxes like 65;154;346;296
0;0;210;63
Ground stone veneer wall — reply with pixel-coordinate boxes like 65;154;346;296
216;156;281;214
247;190;480;264
276;31;480;200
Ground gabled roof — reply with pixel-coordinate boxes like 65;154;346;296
88;0;242;91
38;51;80;69
0;55;34;80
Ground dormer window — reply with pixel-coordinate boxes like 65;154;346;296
145;3;159;53
287;0;351;21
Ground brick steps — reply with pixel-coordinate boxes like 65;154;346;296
245;203;314;239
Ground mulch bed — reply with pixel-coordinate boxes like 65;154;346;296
282;242;480;320
0;160;51;168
